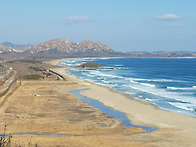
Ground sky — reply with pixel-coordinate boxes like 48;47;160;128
0;0;196;52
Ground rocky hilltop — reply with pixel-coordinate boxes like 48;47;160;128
0;44;17;54
26;39;114;57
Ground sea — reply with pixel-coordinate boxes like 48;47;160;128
60;57;196;117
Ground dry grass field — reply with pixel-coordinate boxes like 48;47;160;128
0;79;142;146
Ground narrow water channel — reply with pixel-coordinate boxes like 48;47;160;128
1;89;157;138
68;89;158;133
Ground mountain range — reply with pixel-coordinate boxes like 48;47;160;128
1;42;32;50
25;39;115;57
0;39;196;58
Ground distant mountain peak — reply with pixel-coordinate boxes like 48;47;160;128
1;41;33;50
46;38;71;44
1;41;14;46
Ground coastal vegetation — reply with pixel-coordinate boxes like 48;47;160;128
76;62;103;69
7;59;42;64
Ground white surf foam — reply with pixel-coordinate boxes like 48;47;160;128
141;83;156;88
167;86;196;90
168;102;196;112
145;98;154;102
128;83;196;104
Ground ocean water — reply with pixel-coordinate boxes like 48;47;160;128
60;58;196;117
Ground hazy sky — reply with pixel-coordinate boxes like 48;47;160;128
1;0;196;52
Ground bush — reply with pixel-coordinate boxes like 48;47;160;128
29;67;42;71
0;125;12;147
45;73;51;77
18;60;42;64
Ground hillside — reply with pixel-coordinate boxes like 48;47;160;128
0;44;17;55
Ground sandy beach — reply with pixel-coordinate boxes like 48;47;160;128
49;58;196;147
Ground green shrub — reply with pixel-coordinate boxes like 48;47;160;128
29;66;43;71
24;74;43;80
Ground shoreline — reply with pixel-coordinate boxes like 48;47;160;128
49;58;196;146
68;88;157;132
52;57;196;118
51;58;196;125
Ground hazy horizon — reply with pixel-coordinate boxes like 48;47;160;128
1;0;196;52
